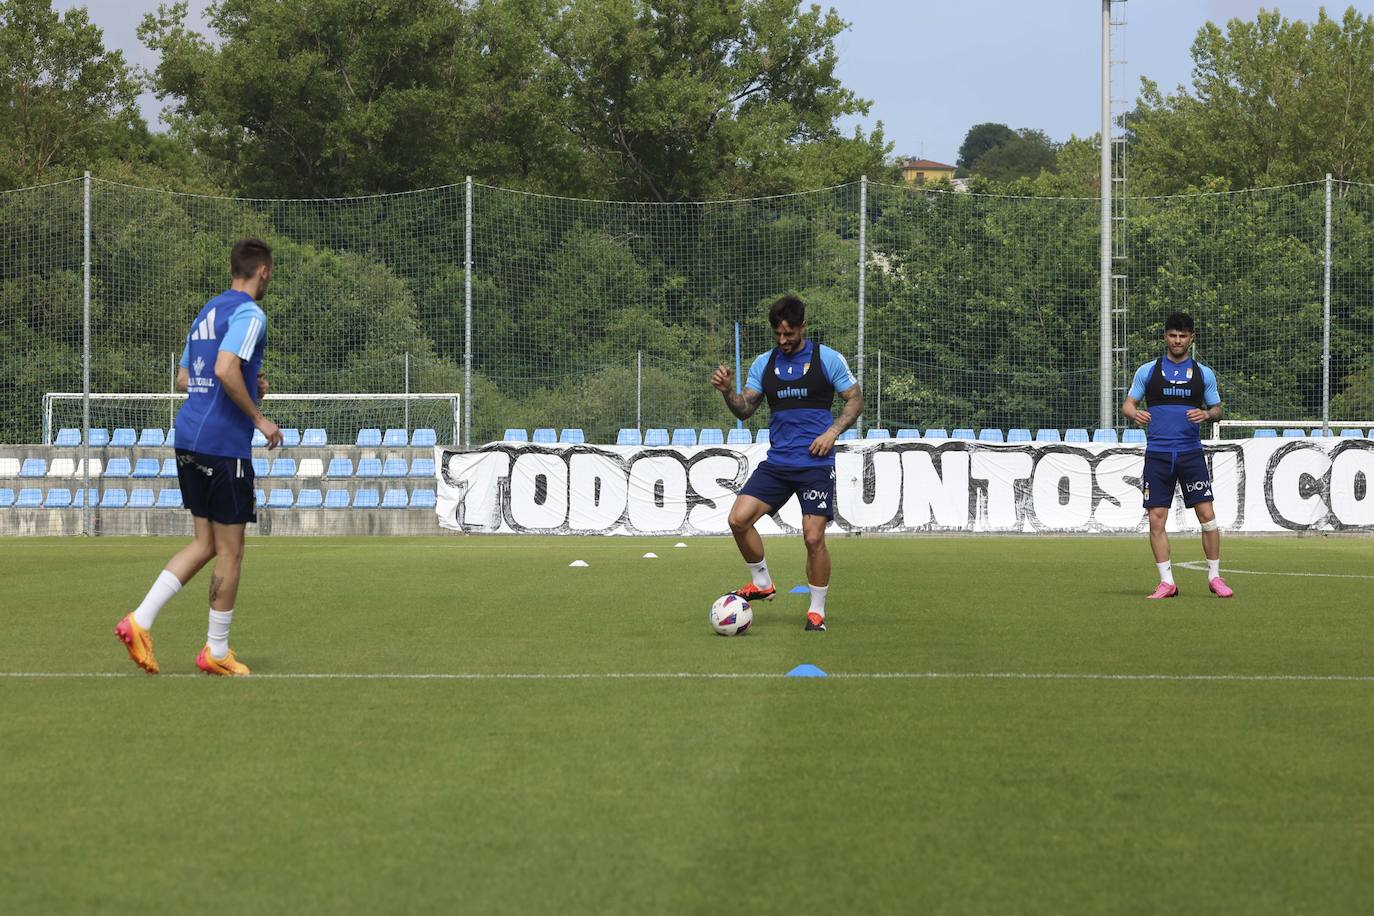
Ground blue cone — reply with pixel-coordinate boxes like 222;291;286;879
786;664;827;678
789;585;809;594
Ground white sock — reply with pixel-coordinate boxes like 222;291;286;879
747;559;772;589
808;584;828;617
132;570;181;630
1156;561;1175;586
1207;559;1221;579
207;609;233;659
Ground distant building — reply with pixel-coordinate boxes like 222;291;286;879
898;158;956;186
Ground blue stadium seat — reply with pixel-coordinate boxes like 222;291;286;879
1340;428;1364;437
55;428;81;447
252;429;268;448
255;489;266;506
0;488;14;507
138;428;165;447
896;429;921;440
924;428;948;439
302;428;328;447
755;429;770;445
532;428;557;444
353;488;381;509
411;428;437;448
978;429;1005;443
1064;428;1090;443
160;458;177;478
672;428;697;447
866;429;891;440
726;428;752;445
270;458;296;477
266;489;293;509
87;428;110;447
503;428;529;442
16;488;43;508
104;458;132;478
70;488;98;508
1253;428;1278;438
326;458;354;477
410;458;435;478
1007;429;1032;443
252;457;269;476
356;458;382;478
381;488;409;508
381;458;408;477
1092;429;1119;443
324;489;350;509
356;428;383;447
155;489;182;509
1035;428;1061;442
698;428;725;446
951;429;975;441
111;428;137;448
20;458;46;477
559;428;586;444
1310;428;1334;438
43;488;72;508
1282;428;1305;438
165;428;176;448
410;488;437;509
383;428;409;447
129;489;156;508
616;428;642;446
838;429;859;441
281;428;301;448
100;488;128;508
1122;429;1146;444
296;488;324;509
644;428;670;446
132;458;160;478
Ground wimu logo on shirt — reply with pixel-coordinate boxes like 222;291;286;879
776;387;810;399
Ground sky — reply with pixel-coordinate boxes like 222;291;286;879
73;0;1360;165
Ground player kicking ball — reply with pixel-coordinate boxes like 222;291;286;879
710;295;863;631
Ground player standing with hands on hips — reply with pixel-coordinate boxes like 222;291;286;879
711;295;863;631
1121;312;1233;599
115;238;282;675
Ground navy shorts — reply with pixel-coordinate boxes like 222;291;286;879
176;449;257;525
738;460;835;518
1141;449;1213;509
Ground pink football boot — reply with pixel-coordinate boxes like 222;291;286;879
1146;582;1179;599
1209;577;1234;598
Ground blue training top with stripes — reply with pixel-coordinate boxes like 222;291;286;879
745;340;857;468
1128;354;1220;455
175;289;268;459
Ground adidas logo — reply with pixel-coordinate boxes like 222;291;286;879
190;307;217;341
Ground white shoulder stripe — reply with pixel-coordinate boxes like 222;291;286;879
237;317;261;359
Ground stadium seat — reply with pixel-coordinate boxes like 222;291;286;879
100;488;128;508
356;428;383;447
644;428;670;446
838;429;859;441
43;488;72;508
16;488;42;508
0;457;20;477
74;458;102;478
155;489;182;509
1035;429;1061;442
1253;428;1278;438
54;428;80;447
1282;428;1305;438
20;458;46;478
353;488;381;509
755;429;770;444
324;489;350;509
381;488;409;509
924;428;948;439
111;428;136;448
410;488;437;509
252;429;267;448
616;428;642;446
104;458;132;478
866;429;891;440
726;428;752;445
270;458;297;477
502;428;529;442
978;429;1005;443
896;429;921;440
1340;428;1364;437
297;458;324;477
1064;429;1090;443
302;428;328;447
952;429;975;441
1122;429;1146;444
672;429;697;447
559;428;586;444
1310;428;1335;437
1007;429;1032;443
698;428;725;446
70;488;98;508
356;457;382;478
129;489;156;508
382;458;408;477
296;488;324;509
1092;429;1119;444
47;458;75;478
137;428;165;447
159;458;177;478
411;428;437;448
86;428;110;447
281;428;301;448
326;458;354;477
266;489;294;509
255;488;265;506
0;488;13;508
132;458;160;479
165;428;176;448
532;428;557;444
410;457;435;478
252;457;269;476
383;428;409;447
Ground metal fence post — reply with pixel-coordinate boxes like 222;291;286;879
857;175;867;436
464;176;473;449
82;171;92;536
636;350;642;432
1323;173;1332;433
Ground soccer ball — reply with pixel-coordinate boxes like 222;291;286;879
709;594;753;636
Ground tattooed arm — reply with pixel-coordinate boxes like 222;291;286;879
809;384;864;457
710;365;764;420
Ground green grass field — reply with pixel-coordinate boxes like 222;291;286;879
2;534;1373;914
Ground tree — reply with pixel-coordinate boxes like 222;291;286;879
955;122;1015;173
965;128;1057;183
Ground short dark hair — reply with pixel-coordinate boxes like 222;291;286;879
768;295;806;329
230;238;273;279
1164;312;1194;333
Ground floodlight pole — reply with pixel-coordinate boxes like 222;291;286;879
464;176;473;449
1323;173;1332;433
82;171;92;536
1099;0;1113;431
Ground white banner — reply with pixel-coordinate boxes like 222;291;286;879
435;438;1374;535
